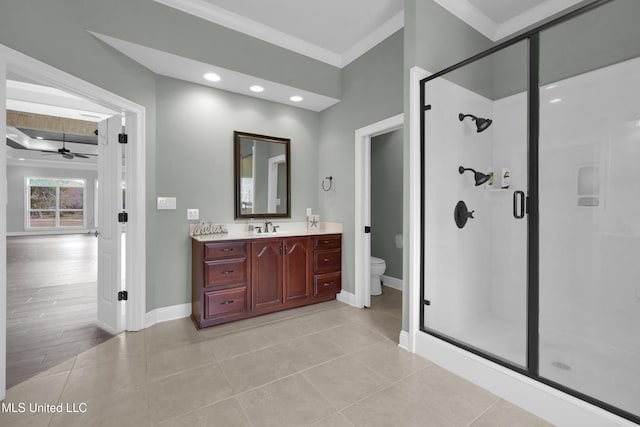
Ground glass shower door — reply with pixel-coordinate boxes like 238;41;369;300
538;0;640;418
421;40;530;368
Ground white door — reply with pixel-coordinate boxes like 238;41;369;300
96;115;123;333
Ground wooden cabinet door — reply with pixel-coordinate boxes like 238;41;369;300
251;239;283;310
283;237;311;303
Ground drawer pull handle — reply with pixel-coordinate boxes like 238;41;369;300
323;258;331;262
323;240;331;244
220;300;235;305
221;248;234;252
323;282;334;286
222;270;235;275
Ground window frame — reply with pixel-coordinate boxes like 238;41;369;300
25;177;87;230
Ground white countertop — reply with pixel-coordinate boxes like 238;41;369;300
191;222;342;242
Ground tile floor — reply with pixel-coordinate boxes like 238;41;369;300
1;287;552;426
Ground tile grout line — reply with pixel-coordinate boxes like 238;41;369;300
464;397;501;427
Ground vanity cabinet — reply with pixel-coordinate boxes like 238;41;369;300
192;233;341;329
251;237;312;313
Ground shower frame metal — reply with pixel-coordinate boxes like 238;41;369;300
418;0;639;424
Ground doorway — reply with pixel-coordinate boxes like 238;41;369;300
354;113;403;323
0;43;147;399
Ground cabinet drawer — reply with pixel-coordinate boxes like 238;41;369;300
314;273;341;297
314;249;341;274
204;287;247;318
313;235;341;250
205;259;247;286
204;241;246;260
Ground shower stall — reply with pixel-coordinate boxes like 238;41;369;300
419;0;640;423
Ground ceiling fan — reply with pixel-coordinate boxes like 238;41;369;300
40;133;96;159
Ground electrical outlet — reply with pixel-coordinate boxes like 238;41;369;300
187;209;199;220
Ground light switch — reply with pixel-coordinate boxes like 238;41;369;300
187;209;199;220
157;197;177;210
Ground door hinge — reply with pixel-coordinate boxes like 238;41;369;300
364;226;371;234
118;133;128;144
118;211;128;223
118;291;128;301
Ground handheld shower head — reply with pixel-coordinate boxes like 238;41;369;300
458;113;493;133
458;166;491;186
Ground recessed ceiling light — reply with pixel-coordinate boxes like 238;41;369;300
18;158;25;161
290;96;303;102
203;72;221;82
36;136;44;140
250;85;264;93
550;98;562;104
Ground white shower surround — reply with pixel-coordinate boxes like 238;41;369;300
421;56;640;422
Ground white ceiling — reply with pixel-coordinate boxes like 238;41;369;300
153;0;404;68
432;0;583;41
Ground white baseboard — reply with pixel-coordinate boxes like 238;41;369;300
145;303;191;328
415;332;636;427
381;275;403;291
336;290;357;307
7;230;93;236
398;330;410;351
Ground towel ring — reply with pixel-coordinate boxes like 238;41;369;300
322;176;333;192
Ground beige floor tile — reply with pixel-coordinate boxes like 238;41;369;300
470;399;554;427
158;397;251;427
237;374;335;427
147;340;215;381
74;331;146;369
144;318;202;353
316;323;385;354
49;384;150;427
341;385;451;427
60;355;147;402
353;310;401;342
148;363;233;423
352;340;430;382
311;412;355;427
253;317;317;345
220;345;297;394
2;413;53;427
302;355;390;410
1;372;69;424
395;364;499;426
209;327;273;360
277;332;345;371
297;307;355;333
32;356;76;379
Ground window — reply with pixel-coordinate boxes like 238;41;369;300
27;177;86;229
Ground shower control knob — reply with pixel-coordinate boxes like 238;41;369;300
454;201;475;229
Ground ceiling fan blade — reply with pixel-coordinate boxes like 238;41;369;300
37;149;59;153
72;153;90;159
62;153;74;159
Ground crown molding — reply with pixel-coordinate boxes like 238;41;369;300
153;0;343;67
7;157;98;170
433;0;584;42
153;0;404;68
341;11;404;67
494;0;583;40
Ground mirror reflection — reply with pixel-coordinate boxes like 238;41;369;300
234;131;290;218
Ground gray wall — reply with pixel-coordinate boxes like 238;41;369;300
155;76;319;309
0;0;337;311
371;129;403;280
7;165;97;232
317;30;404;295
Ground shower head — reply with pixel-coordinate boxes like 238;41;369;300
458;166;491;186
458;113;493;133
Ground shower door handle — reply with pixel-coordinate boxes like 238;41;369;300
513;191;525;219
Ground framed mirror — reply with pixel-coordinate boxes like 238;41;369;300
234;131;291;219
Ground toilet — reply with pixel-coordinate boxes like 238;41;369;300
370;256;386;296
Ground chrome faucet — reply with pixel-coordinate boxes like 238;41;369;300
264;221;273;233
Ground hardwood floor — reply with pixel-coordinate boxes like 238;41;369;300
6;234;114;387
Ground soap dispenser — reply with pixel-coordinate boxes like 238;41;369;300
248;218;255;234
